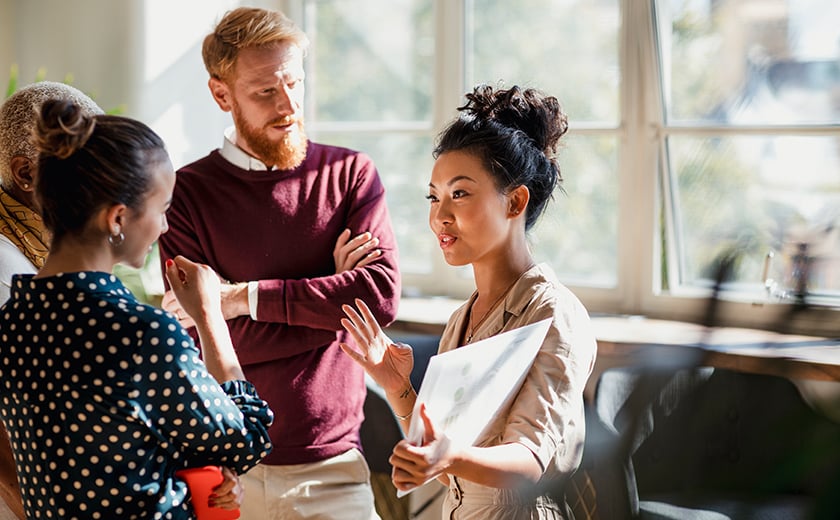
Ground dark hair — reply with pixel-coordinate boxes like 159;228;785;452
433;85;569;231
33;99;167;244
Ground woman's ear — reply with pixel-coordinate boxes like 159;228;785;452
101;204;128;236
10;155;35;191
508;185;530;218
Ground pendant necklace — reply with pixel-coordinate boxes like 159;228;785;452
465;277;519;344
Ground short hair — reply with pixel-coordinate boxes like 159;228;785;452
34;99;168;244
434;85;569;231
202;7;309;81
0;81;103;190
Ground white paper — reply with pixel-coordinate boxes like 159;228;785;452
396;318;552;497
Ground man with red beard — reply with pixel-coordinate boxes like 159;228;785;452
158;7;400;519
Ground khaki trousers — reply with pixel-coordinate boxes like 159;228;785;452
239;448;381;520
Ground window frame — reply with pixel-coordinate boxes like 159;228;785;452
292;0;840;335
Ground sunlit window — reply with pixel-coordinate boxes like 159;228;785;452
657;0;840;304
297;0;840;329
303;0;437;276
468;0;621;288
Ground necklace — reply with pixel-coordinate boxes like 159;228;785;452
465;276;521;344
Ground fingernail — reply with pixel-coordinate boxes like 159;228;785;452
165;259;174;267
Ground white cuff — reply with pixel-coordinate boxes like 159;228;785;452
248;281;259;320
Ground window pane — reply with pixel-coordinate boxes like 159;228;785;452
304;0;433;121
531;135;619;287
666;135;840;297
662;0;840;125
468;0;620;125
313;132;436;274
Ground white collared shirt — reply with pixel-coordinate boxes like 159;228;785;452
219;127;275;171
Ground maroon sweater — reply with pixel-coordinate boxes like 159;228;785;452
158;143;401;465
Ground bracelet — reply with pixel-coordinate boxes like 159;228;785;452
394;410;413;421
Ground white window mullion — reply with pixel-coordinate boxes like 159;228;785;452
616;0;662;315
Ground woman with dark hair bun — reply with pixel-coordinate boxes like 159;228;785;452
0;99;273;519
340;85;596;519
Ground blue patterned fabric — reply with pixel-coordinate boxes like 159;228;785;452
0;272;273;519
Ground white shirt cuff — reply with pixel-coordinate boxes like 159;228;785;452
248;281;259;320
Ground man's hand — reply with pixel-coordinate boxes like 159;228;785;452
161;272;249;327
333;229;381;273
219;281;249;320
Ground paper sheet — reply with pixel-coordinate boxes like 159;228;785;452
396;318;552;496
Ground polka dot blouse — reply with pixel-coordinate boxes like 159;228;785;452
0;272;274;519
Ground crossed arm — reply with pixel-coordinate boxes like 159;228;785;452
163;229;382;328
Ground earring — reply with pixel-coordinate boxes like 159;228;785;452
108;227;125;247
22;183;29;189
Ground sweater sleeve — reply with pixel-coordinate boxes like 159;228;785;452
254;159;401;331
135;313;273;474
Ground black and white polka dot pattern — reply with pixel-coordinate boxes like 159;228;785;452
0;272;273;519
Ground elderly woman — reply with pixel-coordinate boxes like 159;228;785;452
0;82;104;302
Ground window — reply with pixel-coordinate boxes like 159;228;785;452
650;0;840;332
295;0;840;333
468;0;621;288
300;0;438;284
657;0;840;299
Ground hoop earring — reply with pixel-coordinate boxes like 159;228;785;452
108;231;125;246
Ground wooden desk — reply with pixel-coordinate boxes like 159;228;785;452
593;315;840;380
393;298;840;400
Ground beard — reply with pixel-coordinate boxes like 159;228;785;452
231;103;308;170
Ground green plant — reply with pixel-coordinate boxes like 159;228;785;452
4;64;124;114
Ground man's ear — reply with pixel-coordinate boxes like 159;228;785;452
209;77;233;112
10;155;35;192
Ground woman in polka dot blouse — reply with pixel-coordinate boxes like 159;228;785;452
0;99;273;519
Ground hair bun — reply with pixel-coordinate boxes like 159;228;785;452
34;99;96;160
462;84;568;157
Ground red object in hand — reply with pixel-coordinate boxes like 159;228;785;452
175;466;240;520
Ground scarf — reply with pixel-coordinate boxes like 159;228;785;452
0;187;49;269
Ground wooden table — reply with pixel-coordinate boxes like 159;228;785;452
391;298;840;401
592;315;840;379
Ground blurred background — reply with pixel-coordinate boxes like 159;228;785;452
3;0;840;333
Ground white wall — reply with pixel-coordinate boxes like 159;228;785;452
0;2;14;88
2;0;291;168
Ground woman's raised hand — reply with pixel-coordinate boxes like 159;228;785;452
340;298;414;395
164;256;223;325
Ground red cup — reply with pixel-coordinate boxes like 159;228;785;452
175;466;240;520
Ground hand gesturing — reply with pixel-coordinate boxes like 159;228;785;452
339;298;414;396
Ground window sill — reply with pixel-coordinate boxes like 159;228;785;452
392;297;840;386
